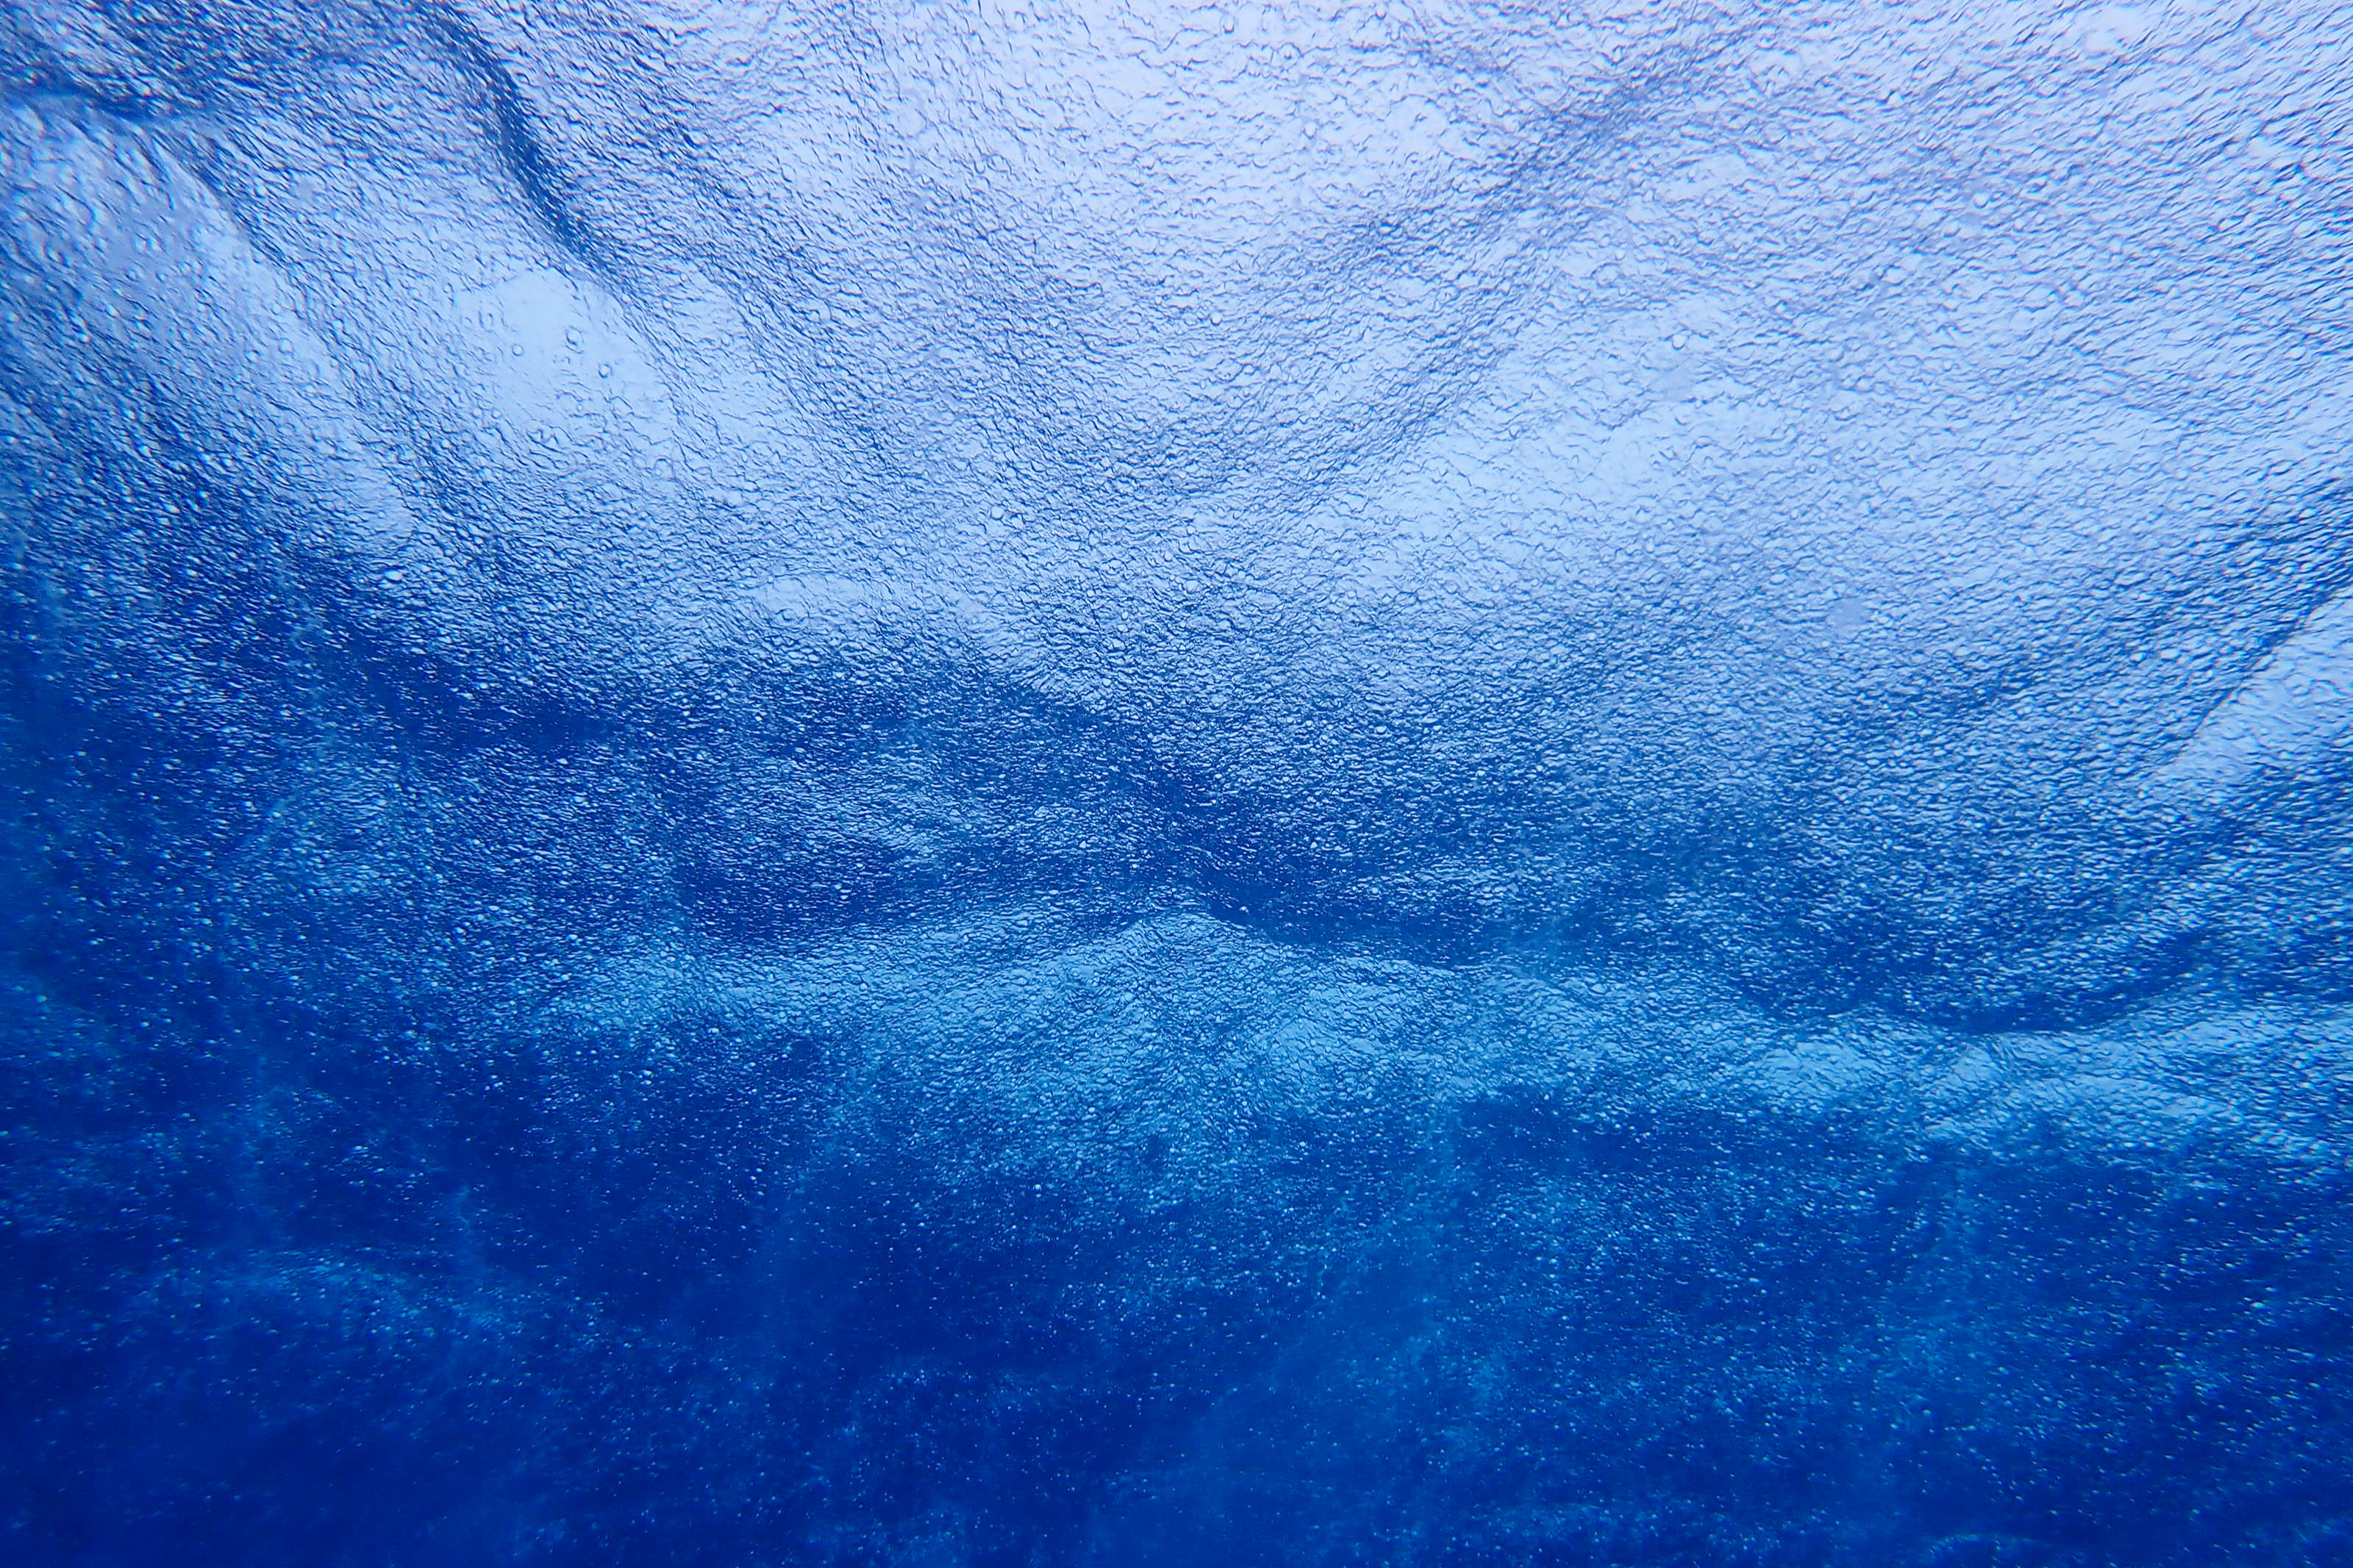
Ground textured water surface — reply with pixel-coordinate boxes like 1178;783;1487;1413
3;1;2352;1563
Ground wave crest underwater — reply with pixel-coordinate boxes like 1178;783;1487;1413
5;1;2353;1562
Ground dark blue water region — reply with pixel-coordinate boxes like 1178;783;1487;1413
6;0;2353;1562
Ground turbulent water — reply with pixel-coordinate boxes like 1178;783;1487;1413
3;1;2351;1562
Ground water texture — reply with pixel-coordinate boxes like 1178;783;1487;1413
3;1;2351;1562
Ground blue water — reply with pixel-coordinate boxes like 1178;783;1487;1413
4;2;2350;1563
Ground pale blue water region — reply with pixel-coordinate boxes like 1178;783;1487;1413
4;1;2352;1563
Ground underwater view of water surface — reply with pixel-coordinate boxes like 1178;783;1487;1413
4;0;2352;1562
